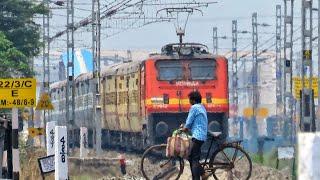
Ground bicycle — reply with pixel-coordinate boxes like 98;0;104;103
140;131;252;180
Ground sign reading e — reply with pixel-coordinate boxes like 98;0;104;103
0;78;36;108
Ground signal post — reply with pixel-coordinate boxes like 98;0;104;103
301;0;316;132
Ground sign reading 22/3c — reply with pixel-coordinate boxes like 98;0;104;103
0;78;36;108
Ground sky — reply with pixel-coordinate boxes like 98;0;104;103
47;0;283;53
104;0;279;50
45;0;319;57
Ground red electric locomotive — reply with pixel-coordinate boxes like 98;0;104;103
143;43;229;145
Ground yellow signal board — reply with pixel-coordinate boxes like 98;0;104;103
0;78;36;108
293;77;318;99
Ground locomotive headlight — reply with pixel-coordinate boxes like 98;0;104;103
179;47;193;56
163;94;169;104
155;121;169;136
151;97;164;104
208;121;221;133
206;93;212;104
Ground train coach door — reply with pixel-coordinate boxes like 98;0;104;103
126;75;132;131
140;65;146;124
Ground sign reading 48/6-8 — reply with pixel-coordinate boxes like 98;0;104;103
0;78;36;108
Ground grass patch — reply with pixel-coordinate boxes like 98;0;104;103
19;140;50;180
70;174;95;180
250;148;297;180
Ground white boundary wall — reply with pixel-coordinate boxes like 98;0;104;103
298;133;320;180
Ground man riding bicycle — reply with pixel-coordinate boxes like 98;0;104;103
181;91;209;180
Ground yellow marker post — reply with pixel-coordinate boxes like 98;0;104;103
36;92;54;110
28;128;45;138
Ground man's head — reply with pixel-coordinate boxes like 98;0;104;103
188;91;202;105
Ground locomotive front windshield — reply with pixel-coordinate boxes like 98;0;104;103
156;61;184;81
156;59;216;81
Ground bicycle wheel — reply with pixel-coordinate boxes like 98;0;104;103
209;144;252;180
140;144;184;180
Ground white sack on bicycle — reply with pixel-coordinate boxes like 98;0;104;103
166;130;192;159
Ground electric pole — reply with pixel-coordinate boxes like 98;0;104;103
42;0;50;132
92;0;102;155
66;0;75;149
252;12;259;118
318;0;320;130
301;0;315;132
283;0;294;141
276;5;283;116
213;27;218;55
232;20;238;118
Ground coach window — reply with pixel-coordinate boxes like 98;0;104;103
189;60;216;80
69;85;72;96
61;87;64;98
76;83;80;96
80;83;84;95
85;80;89;94
52;89;56;100
156;60;183;81
126;76;130;88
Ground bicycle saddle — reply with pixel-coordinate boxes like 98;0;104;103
208;131;222;138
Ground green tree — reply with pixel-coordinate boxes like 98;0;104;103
0;0;47;77
0;31;32;77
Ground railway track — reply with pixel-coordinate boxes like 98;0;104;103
68;148;292;180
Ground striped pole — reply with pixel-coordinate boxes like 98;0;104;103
2;119;10;178
12;108;20;179
0;124;5;178
2;150;7;178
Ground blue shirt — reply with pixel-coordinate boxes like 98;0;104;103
184;104;208;141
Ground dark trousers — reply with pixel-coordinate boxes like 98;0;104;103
188;138;204;180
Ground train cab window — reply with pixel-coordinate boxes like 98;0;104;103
189;60;216;80
156;60;183;81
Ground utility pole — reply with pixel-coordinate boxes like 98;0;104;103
252;13;259;118
42;0;50;144
276;5;283;116
283;0;294;141
301;0;315;132
92;0;102;155
231;20;238;118
66;0;75;150
213;27;218;55
318;0;320;130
